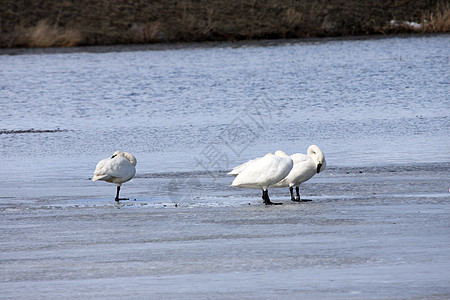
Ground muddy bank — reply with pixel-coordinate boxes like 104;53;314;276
1;0;448;48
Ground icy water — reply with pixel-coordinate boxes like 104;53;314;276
1;35;449;299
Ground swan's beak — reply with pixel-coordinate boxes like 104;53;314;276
317;163;322;173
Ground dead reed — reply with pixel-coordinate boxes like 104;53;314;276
12;20;82;48
421;3;450;32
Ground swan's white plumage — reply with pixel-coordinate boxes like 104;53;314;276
227;157;260;176
230;150;293;190
92;151;136;186
227;153;270;177
271;145;326;188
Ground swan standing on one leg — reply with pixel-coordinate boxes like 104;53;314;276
271;145;326;202
229;150;293;205
92;151;137;201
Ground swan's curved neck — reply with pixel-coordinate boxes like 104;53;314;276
124;153;137;166
274;150;289;158
113;151;137;166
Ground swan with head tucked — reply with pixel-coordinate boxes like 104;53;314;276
271;145;326;202
229;150;293;205
92;151;137;201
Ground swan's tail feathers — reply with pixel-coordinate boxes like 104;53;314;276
230;181;255;189
230;184;244;188
228;166;244;176
92;174;109;182
230;181;241;188
228;158;259;176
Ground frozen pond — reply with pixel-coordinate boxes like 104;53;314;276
1;35;449;298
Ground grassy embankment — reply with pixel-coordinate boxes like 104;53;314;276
0;0;449;48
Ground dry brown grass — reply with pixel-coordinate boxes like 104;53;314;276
284;8;303;28
376;3;449;35
14;19;82;48
129;22;163;43
1;1;448;48
421;3;450;32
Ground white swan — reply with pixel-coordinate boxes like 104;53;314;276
271;145;326;202
229;150;293;205
92;151;137;201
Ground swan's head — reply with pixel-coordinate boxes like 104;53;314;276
111;151;137;166
307;145;326;173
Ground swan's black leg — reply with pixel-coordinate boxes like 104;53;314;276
263;189;282;205
115;185;129;201
294;186;312;202
295;186;301;202
291;186;302;202
290;186;298;202
115;186;120;201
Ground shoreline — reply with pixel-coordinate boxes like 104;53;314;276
0;32;447;56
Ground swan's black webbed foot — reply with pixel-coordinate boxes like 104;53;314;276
115;198;129;202
262;189;283;205
265;200;283;205
291;186;311;202
291;197;312;202
115;186;129;202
